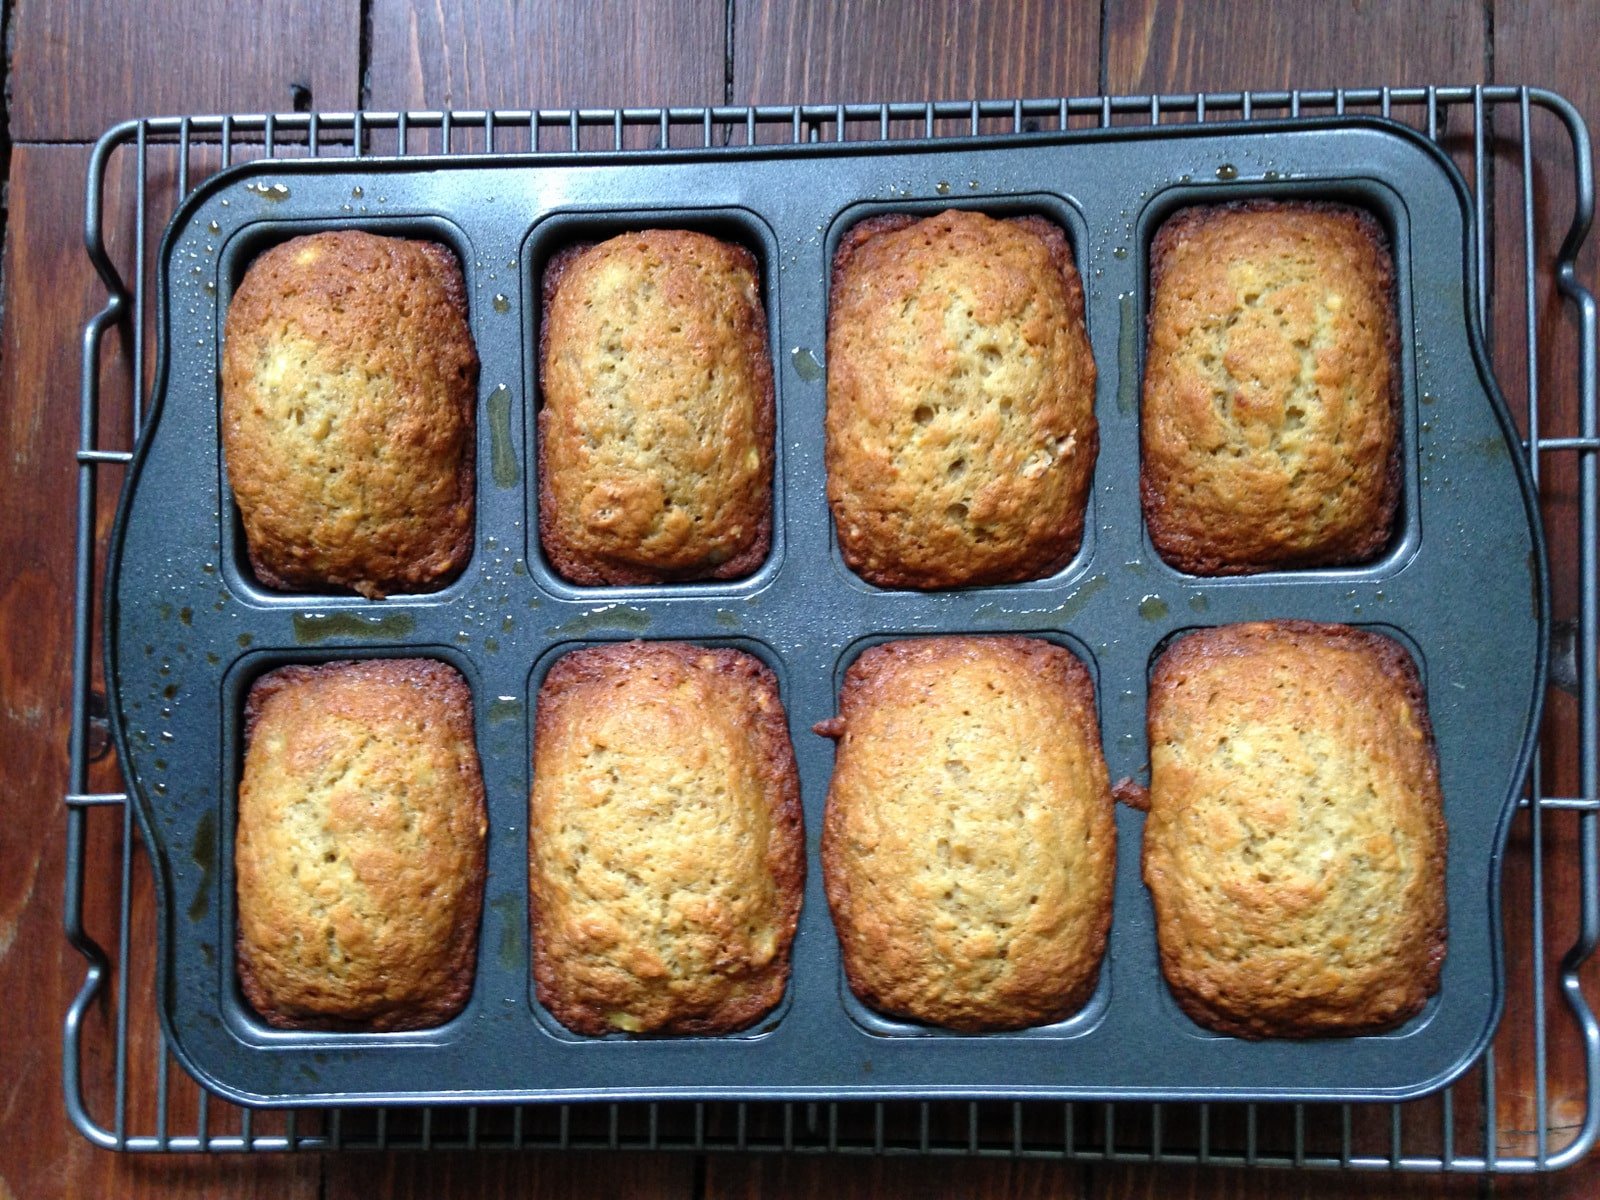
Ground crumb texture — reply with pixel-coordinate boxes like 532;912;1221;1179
222;230;479;598
825;210;1098;589
1143;621;1446;1038
1141;201;1399;575
538;229;774;585
530;642;803;1035
820;636;1115;1030
235;658;488;1031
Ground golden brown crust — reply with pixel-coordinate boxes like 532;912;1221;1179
1143;621;1446;1038
1141;201;1400;575
222;231;479;598
235;658;487;1031
818;636;1116;1030
825;209;1099;589
529;641;803;1035
537;230;775;585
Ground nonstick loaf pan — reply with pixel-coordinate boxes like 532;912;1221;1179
105;116;1546;1106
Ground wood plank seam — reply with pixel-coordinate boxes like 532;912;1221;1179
358;0;374;111
1;0;14;332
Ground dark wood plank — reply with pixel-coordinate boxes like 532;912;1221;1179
1105;0;1486;94
321;1151;696;1199
703;1154;1092;1198
0;143;324;1200
1094;5;1569;1194
5;6;1596;1200
1491;3;1600;1190
8;0;359;143
364;0;725;112
1094;1164;1490;1198
715;2;1103;1183
731;0;1100;106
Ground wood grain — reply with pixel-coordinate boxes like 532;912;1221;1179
1105;0;1487;94
0;143;323;1200
321;1151;696;1199
1094;1163;1492;1198
1489;3;1600;1190
364;0;725;113
731;0;1100;105
703;1154;1093;1198
1100;4;1561;1196
4;2;1600;1196
7;0;359;142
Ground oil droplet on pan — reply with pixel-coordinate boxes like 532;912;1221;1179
493;293;510;313
1116;294;1139;415
1216;163;1239;181
554;604;651;635
292;611;417;644
1138;594;1169;621
487;385;520;487
791;347;824;381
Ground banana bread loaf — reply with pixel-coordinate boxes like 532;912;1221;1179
1142;621;1446;1038
1141;201;1399;574
222;230;479;598
529;641;803;1035
235;658;487;1031
825;210;1099;589
538;230;774;585
818;636;1116;1030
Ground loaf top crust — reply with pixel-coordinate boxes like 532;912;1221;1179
825;209;1099;589
1142;621;1446;1038
538;229;774;585
529;641;804;1035
235;657;487;1031
222;231;479;598
1141;201;1400;575
819;635;1116;1030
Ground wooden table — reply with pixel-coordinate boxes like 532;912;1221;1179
2;2;1596;1195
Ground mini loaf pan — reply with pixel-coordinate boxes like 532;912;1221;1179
106;116;1546;1107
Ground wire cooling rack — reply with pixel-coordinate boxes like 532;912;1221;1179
67;87;1598;1171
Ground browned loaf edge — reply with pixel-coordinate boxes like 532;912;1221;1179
1142;621;1446;1039
536;232;775;586
222;232;478;598
818;635;1115;1031
825;210;1097;589
235;658;487;1031
529;641;804;1035
1140;200;1401;576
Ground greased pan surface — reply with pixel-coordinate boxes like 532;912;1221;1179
106;118;1546;1105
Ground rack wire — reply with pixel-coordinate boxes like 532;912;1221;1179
67;87;1598;1171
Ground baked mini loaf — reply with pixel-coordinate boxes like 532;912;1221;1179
222;230;479;598
1141;201;1400;574
235;658;487;1031
817;636;1115;1030
529;641;803;1035
825;209;1098;589
538;230;774;585
1141;621;1446;1038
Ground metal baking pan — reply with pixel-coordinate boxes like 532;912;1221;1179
105;116;1547;1106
